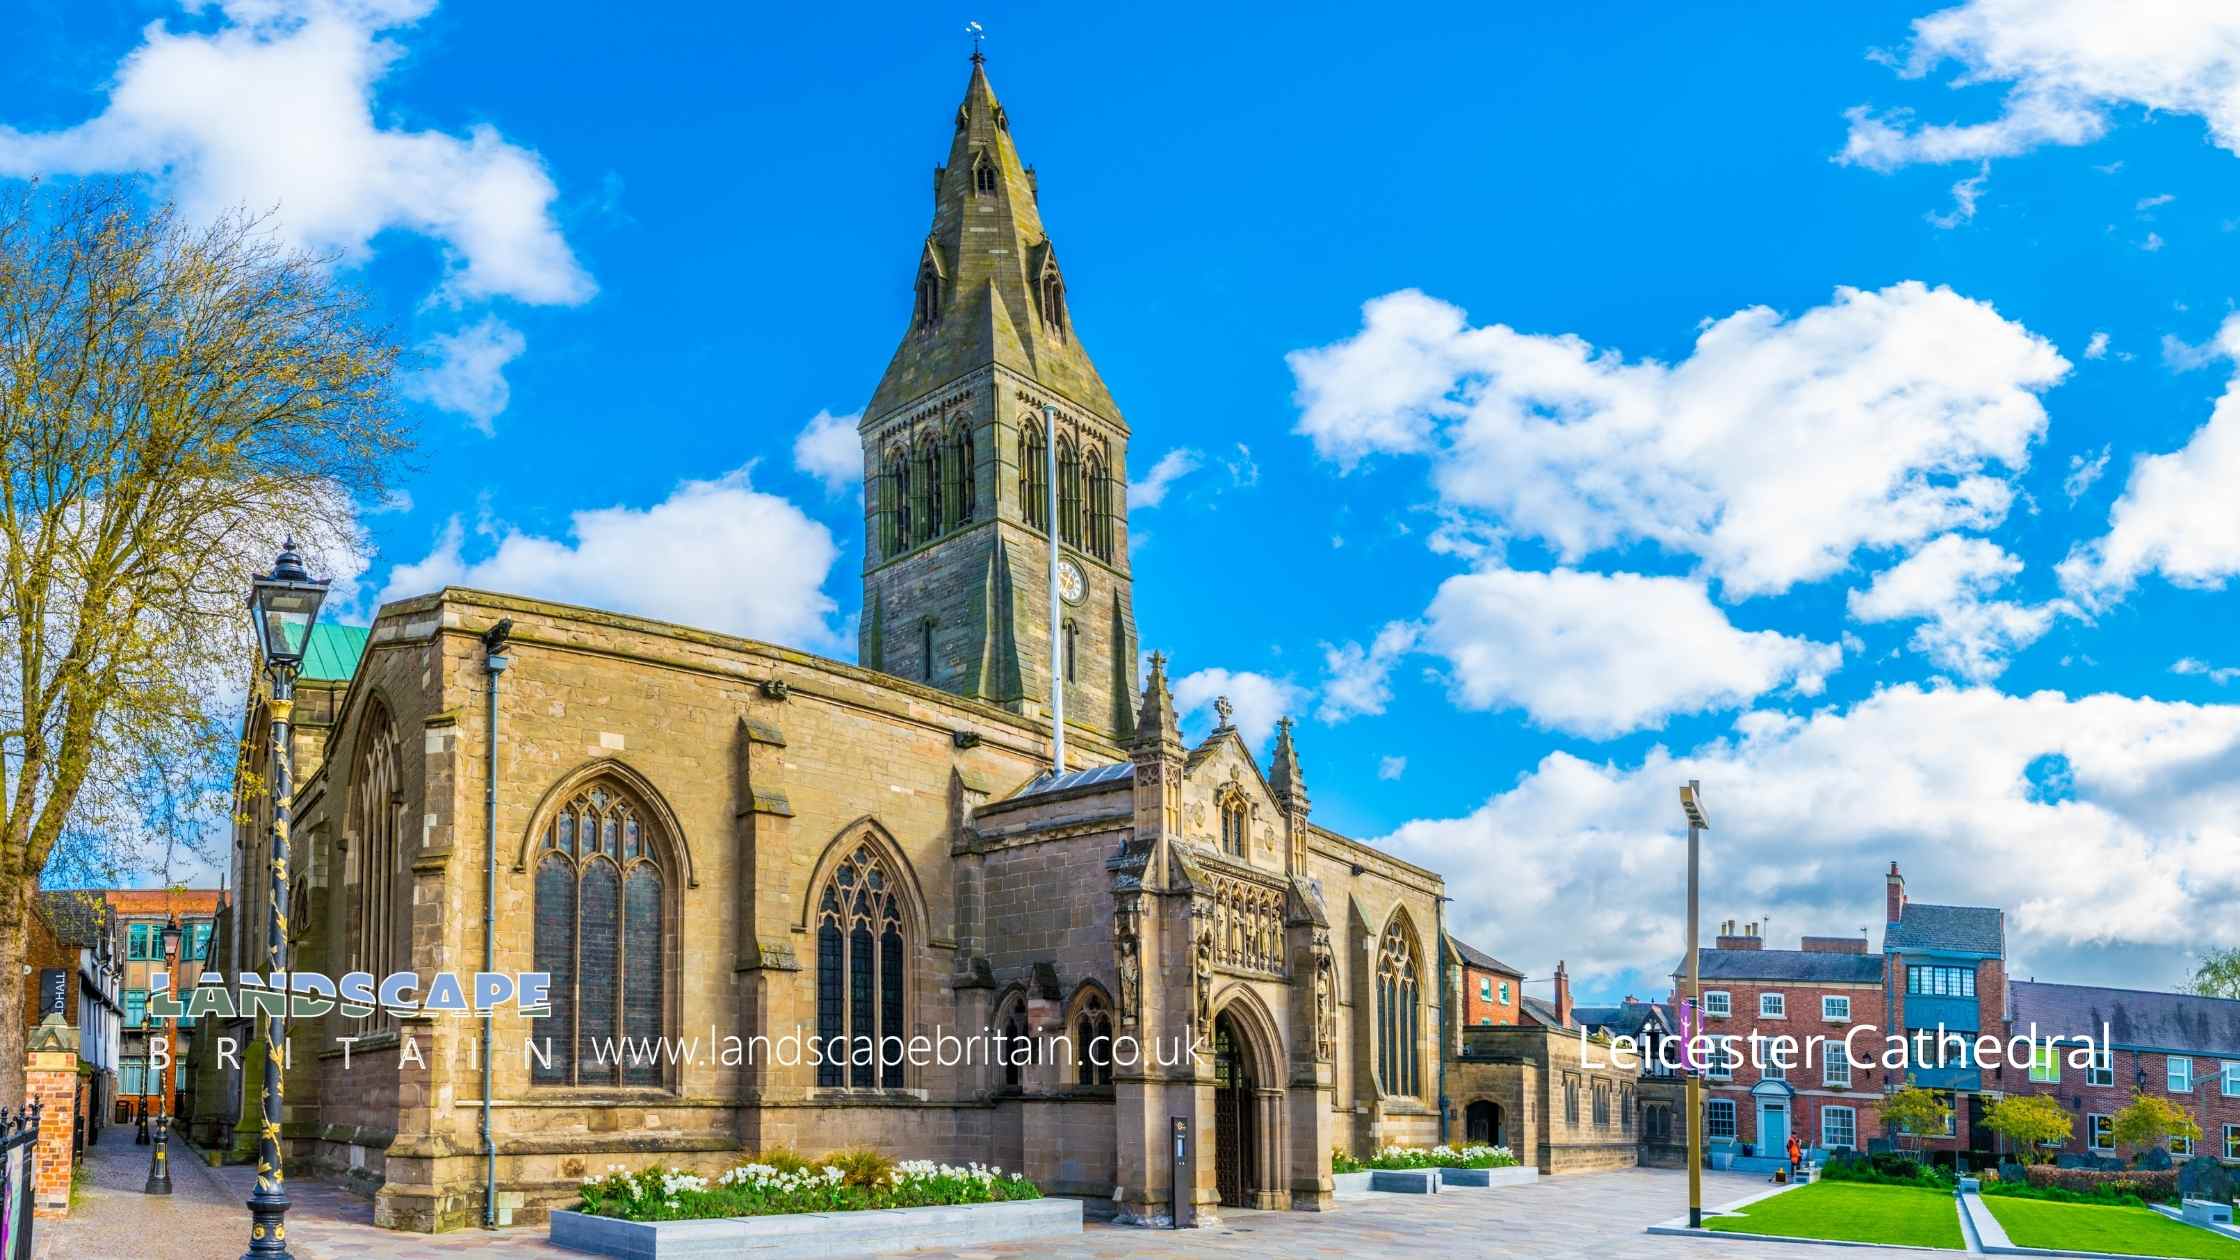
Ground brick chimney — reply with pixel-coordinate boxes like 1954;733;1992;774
1886;861;1906;925
1554;960;1572;1027
1714;919;1765;951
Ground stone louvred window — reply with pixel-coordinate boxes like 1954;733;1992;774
884;444;913;555
1085;449;1113;560
1057;437;1083;546
1019;421;1048;532
941;423;974;528
912;436;939;545
1376;916;1422;1099
531;782;666;1086
972;151;997;196
814;841;908;1089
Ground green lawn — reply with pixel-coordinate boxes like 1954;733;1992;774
1704;1181;1964;1249
1984;1196;2240;1260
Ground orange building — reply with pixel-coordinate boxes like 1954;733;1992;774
105;889;225;1123
1448;936;1527;1027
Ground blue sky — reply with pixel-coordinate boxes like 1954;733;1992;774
10;1;2240;1005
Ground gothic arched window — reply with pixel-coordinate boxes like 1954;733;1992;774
941;424;973;529
1057;438;1082;546
1218;790;1249;858
1376;916;1422;1099
349;705;403;1027
912;436;939;544
1085;451;1112;560
814;841;909;1089
997;995;1029;1091
914;260;941;328
1075;991;1114;1087
1039;263;1067;340
1020;422;1047;532
532;781;668;1087
889;445;914;552
972;151;997;196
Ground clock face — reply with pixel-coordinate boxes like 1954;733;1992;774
1058;558;1086;605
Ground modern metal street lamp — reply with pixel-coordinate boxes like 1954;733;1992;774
244;538;329;1260
1679;779;1710;1229
144;914;182;1194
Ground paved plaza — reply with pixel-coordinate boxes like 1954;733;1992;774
40;1134;1957;1260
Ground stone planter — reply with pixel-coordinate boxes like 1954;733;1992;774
1368;1169;1440;1194
1438;1166;1539;1189
548;1197;1082;1259
1331;1171;1377;1198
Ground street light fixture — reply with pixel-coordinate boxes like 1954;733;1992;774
145;914;181;1195
1679;779;1709;1229
244;538;329;1260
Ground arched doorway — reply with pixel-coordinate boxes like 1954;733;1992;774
1213;1013;1257;1208
1465;1099;1503;1146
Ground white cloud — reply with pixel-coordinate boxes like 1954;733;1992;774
2064;315;2240;600
1839;2;2240;170
1378;755;1408;781
1847;535;2059;681
1170;667;1308;752
1418;568;1842;738
1925;163;1990;228
791;409;863;495
2173;658;2240;685
2141;231;2166;253
1289;284;2067;597
403;317;526;434
0;1;593;306
1127;447;1202;509
1222;442;1260;489
2083;331;2110;360
378;465;843;650
1318;621;1418;722
2138;193;2177;212
1379;685;2240;990
2062;444;2110;501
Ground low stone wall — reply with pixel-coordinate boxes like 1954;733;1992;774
549;1197;1084;1259
1438;1166;1538;1189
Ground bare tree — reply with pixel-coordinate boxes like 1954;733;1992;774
0;182;408;1099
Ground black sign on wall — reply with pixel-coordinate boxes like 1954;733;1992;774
38;968;68;1018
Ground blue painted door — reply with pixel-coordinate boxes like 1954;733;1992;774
1759;1101;1789;1154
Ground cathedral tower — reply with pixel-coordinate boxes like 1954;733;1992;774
858;53;1138;742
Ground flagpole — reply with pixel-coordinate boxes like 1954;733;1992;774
1043;402;1065;774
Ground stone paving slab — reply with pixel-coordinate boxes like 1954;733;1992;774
38;1157;1973;1260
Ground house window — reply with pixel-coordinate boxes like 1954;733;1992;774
2223;1060;2240;1097
1479;978;1493;1001
1760;993;1786;1019
124;988;147;1029
2173;1133;2193;1156
1075;992;1114;1087
1499;981;1511;1004
185;922;213;961
1019;422;1047;532
1708;1046;1733;1082
2169;1056;2194;1093
1706;1098;1737;1140
1375;917;1422;1098
1823;1106;1857;1151
1764;1060;1786;1082
531;780;669;1087
1824;1052;1851;1088
1703;991;1731;1018
2087;1114;2113;1152
120;1058;148;1097
2228;1125;2240;1161
2087;1045;2113;1088
2029;1044;2060;1084
814;840;910;1089
1822;995;1850;1022
1906;965;1976;998
127;922;154;961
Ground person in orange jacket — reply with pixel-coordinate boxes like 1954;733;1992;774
1786;1134;1803;1182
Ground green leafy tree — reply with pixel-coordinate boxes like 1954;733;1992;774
2189;948;2240;1000
0;181;408;1099
1883;1082;1953;1153
1982;1093;2074;1164
2112;1091;2201;1156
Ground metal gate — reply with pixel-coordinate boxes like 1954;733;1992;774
0;1103;46;1260
1213;1019;1254;1207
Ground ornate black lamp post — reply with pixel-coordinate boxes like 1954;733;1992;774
144;914;182;1194
243;539;328;1260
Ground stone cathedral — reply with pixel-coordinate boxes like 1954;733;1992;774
205;54;1449;1232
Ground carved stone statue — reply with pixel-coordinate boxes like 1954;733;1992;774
1194;925;1215;1031
1313;935;1336;1062
1114;909;1141;1027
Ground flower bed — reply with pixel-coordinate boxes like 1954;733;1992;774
575;1151;1041;1222
1359;1143;1520;1171
2011;1164;2176;1204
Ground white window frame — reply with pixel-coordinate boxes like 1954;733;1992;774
1706;1098;1737;1140
2087;1045;2113;1088
2169;1056;2193;1093
1498;981;1511;1004
2224;1060;2240;1098
2087;1114;2113;1152
1822;994;1850;1022
1823;1052;1852;1088
1822;1105;1857;1151
2228;1125;2240;1162
1479;977;1492;1000
1759;992;1786;1019
2172;1133;2193;1156
2029;1044;2060;1084
1703;990;1731;1018
1764;1060;1786;1082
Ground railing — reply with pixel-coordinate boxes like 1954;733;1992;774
0;1103;46;1260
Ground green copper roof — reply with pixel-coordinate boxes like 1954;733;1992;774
301;622;369;683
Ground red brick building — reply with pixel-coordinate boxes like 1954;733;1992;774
1448;936;1526;1027
1879;863;2008;1164
1681;920;1888;1157
1998;981;2240;1165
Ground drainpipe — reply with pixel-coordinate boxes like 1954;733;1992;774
1435;893;1451;1144
480;618;513;1228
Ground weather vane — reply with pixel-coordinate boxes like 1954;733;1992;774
966;20;985;58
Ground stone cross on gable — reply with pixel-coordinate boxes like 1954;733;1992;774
1213;695;1233;728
